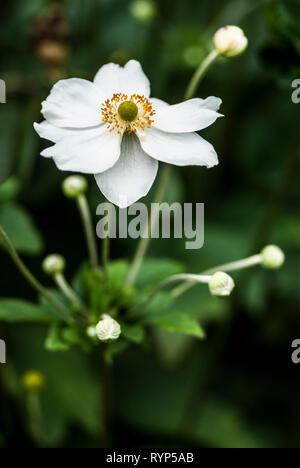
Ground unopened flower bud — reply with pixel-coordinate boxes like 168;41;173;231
86;325;97;339
96;314;121;342
130;0;156;23
209;271;235;297
62;175;87;199
21;371;45;393
214;26;248;58
43;254;66;275
261;245;285;269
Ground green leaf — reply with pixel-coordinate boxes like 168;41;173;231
45;324;71;351
107;259;129;286
143;311;206;338
0;177;20;202
267;0;300;48
136;258;185;288
0;299;57;323
138;292;206;338
0;202;43;255
120;322;145;344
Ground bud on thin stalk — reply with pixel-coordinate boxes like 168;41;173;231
214;25;248;58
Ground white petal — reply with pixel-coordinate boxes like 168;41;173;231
197;96;222;112
150;97;169;109
41;78;105;128
95;133;158;208
93;60;150;98
153;98;223;133
140;128;218;168
34;121;71;144
41;126;122;174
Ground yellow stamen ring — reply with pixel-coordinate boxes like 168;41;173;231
101;93;155;136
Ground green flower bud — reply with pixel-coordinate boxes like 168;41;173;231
261;245;285;269
42;254;66;275
96;314;121;342
214;26;248;58
209;271;235;297
21;370;45;393
130;0;156;23
62;175;87;199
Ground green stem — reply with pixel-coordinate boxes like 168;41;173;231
54;272;87;314
99;346;113;447
184;49;219;101
129;273;212;317
26;392;44;447
0;225;72;322
127;50;220;286
171;254;262;299
101;202;111;283
126;164;172;285
77;194;99;270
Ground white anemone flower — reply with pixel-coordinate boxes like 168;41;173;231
34;60;222;208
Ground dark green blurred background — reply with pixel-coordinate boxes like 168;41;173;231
0;0;300;448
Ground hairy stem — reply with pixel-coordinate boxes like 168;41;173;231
171;254;262;299
0;225;72;322
184;49;219;101
54;272;87;315
126;164;172;285
77;194;99;270
130;273;212;316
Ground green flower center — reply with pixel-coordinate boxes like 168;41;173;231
118;101;138;122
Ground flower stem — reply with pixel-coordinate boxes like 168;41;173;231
101;202;111;283
184;49;219;101
26;392;44;447
99;346;113;447
130;273;212;316
126;164;172;285
0;225;72;322
77;194;99;270
171;254;262;299
126;50;220;286
54;272;87;314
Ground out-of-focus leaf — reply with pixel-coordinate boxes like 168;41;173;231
137;292;205;338
143;310;206;338
0;202;43;254
153;328;194;367
0;104;19;183
136;258;185;288
45;324;71;351
0;177;20;201
0;299;56;322
267;0;300;48
120;322;145;343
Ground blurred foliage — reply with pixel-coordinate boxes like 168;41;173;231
0;0;300;449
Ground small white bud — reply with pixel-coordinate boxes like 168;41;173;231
95;314;121;342
86;326;97;339
209;271;235;297
214;26;248;58
43;254;66;275
62;175;87;199
261;245;285;269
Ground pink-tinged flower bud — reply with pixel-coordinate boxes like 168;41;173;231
214;26;248;58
